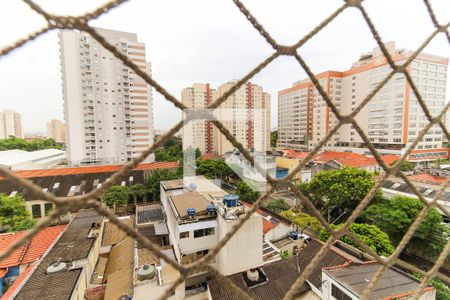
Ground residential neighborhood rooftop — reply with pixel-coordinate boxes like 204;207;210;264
325;263;427;300
13;210;102;300
0;225;66;269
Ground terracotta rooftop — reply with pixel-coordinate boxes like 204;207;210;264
201;153;223;160
0;265;33;300
0;161;178;179
282;149;400;168
0;225;66;269
408;173;447;185
14;210;102;300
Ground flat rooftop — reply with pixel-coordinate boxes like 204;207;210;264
14;210;102;300
325;263;426;300
170;191;212;219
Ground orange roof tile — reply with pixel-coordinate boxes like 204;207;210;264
408;173;447;185
262;218;278;234
0;161;178;179
379;155;401;166
201;153;223;160
0;268;7;278
283;150;309;159
0;225;66;269
0;265;33;300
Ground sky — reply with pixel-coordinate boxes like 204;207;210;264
0;0;449;134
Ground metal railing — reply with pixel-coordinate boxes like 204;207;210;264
0;0;449;299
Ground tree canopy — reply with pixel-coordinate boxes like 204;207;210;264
270;131;278;148
264;199;290;214
197;159;235;180
320;223;394;257
0;137;62;151
281;210;323;232
236;181;260;203
147;169;181;200
100;185;130;207
0;193;36;232
360;195;448;260
391;160;415;172
307;167;382;221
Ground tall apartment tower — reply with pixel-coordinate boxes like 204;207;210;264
46;119;66;143
59;28;154;166
181;83;217;154
278;42;448;157
182;82;270;155
0;109;23;139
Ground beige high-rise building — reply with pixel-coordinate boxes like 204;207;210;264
182;81;270;155
59;28;154;166
46;119;66;143
0;109;23;139
278;42;448;161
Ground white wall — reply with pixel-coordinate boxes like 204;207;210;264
59;30;85;165
217;213;263;275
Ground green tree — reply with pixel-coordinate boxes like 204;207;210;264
281;210;323;233
147;169;181;200
100;185;130;207
197;159;235;180
130;183;148;204
391;160;415;172
433;158;450;168
411;273;450;300
155;137;183;162
264;199;290;214
308;167;382;221
236;181;260;203
0;137;62;151
0;193;36;232
319;223;394;257
361;195;448;260
270;131;278;148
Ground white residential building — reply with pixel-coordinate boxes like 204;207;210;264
0;109;23;139
278;42;448;163
46;119;66;143
59;27;154;166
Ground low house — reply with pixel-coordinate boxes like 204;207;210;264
0;225;66;297
208;239;435;299
12;210;103;300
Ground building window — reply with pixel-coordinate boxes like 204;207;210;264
331;284;352;300
32;204;42;219
194;227;215;238
180;232;189;239
44;203;53;216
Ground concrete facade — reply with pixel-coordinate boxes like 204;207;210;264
278;42;448;156
46;119;66;143
59;28;154;166
0;109;23;139
182;82;270;155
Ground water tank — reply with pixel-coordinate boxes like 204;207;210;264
246;269;259;282
137;264;155;281
223;194;239;207
207;204;215;214
47;262;67;274
186;208;196;217
290;230;299;240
